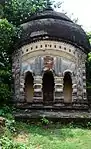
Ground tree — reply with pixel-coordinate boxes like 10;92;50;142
86;32;91;90
2;0;50;25
0;19;18;102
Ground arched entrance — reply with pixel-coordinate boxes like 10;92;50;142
42;71;54;104
63;72;72;103
25;71;34;102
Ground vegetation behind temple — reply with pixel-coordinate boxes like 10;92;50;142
0;19;18;102
0;0;91;103
87;32;91;89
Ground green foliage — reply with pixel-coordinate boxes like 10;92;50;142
41;116;49;125
0;112;26;148
1;119;91;149
0;84;11;102
0;106;16;133
0;19;18;102
0;105;11;116
0;19;17;52
3;0;49;25
0;4;4;18
87;32;91;89
88;52;91;61
86;121;91;128
1;121;91;149
0;136;27;149
87;32;91;44
5;120;15;134
0;106;16;131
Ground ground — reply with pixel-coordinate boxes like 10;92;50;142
1;120;91;149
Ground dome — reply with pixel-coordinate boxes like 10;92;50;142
18;9;90;53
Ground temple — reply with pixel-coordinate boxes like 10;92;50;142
12;8;91;119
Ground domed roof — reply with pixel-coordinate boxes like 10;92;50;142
29;8;72;22
18;9;90;53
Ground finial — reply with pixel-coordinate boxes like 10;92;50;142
46;0;52;9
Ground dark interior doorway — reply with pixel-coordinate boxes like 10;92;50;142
25;71;34;102
63;72;72;103
42;71;54;104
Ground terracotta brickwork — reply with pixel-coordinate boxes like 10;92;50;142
12;40;87;105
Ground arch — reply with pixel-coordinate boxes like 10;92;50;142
63;72;72;103
42;71;54;104
24;71;34;102
63;69;72;76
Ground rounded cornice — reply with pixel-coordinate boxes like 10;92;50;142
16;9;90;53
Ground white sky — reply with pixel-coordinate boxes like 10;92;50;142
55;0;91;32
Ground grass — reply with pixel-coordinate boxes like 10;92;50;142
1;121;91;149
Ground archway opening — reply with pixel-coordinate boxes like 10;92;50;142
42;71;54;103
63;72;72;103
25;71;34;102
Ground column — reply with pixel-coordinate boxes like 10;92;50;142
54;76;64;102
72;76;78;102
19;74;25;102
33;76;43;102
82;64;87;101
12;55;21;102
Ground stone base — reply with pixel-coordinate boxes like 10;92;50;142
13;110;91;120
14;102;89;110
13;101;90;120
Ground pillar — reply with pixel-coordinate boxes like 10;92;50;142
54;76;64;102
33;76;43;102
82;63;87;101
19;74;25;102
72;76;78;102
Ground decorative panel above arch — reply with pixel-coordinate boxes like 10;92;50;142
21;55;76;77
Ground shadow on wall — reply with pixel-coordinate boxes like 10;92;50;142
63;72;72;103
25;71;34;102
42;71;54;103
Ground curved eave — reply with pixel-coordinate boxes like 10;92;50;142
15;35;89;54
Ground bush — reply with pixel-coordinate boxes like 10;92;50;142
0;136;27;149
0;19;18;103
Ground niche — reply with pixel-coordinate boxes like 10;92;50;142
25;71;34;102
42;71;54;103
63;72;72;103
